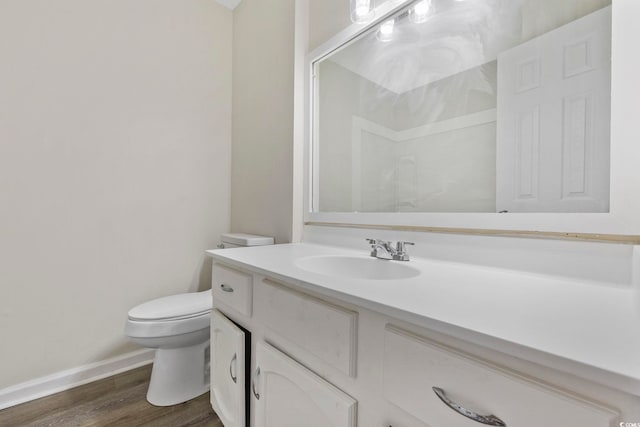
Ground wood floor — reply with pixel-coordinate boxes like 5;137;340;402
0;364;222;427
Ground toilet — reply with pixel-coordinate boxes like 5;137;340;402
125;233;274;406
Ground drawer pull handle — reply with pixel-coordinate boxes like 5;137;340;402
220;284;234;293
432;387;506;426
252;367;261;400
229;353;237;383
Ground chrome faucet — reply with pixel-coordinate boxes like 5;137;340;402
366;239;414;261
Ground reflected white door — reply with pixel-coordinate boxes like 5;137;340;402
210;310;246;427
253;342;357;427
496;6;611;213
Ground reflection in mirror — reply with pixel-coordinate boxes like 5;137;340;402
313;0;611;214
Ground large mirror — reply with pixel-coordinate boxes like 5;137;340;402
312;0;612;214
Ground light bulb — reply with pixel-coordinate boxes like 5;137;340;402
409;0;431;23
377;19;395;42
350;0;374;24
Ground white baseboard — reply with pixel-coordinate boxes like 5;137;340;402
0;349;154;410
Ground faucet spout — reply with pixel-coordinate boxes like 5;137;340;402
365;238;396;260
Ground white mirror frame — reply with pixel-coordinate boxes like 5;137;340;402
303;0;640;241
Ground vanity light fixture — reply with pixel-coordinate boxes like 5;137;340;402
409;0;431;23
377;18;395;42
350;0;374;24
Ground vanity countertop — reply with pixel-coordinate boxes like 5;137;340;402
206;242;640;395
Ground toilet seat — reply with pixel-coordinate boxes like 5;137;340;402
125;313;210;339
128;290;211;321
125;290;212;339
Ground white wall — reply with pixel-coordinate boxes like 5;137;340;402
521;0;611;40
230;0;296;244
317;60;397;212
0;0;232;389
317;59;497;213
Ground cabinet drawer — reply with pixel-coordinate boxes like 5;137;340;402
383;325;618;427
255;279;357;377
211;263;253;316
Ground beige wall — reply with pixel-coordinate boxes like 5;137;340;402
308;0;352;52
230;0;295;244
0;0;232;388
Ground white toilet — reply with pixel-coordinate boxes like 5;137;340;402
124;233;273;406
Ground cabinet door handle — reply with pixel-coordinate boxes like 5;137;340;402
220;284;234;293
432;387;506;426
252;367;261;400
229;353;237;383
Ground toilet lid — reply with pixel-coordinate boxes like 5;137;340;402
128;291;212;321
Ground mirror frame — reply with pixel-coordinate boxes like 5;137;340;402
303;0;640;241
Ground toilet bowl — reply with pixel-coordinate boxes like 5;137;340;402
125;290;212;406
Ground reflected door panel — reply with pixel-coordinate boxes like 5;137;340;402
493;6;609;213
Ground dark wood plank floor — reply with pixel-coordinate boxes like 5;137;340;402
0;364;222;427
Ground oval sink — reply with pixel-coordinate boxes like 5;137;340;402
295;255;420;281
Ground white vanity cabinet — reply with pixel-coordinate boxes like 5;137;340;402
209;258;640;427
253;342;357;427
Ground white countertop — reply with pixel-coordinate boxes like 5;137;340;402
206;242;640;395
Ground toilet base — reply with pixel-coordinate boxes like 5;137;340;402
146;339;210;406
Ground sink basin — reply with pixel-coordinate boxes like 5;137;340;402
295;255;420;280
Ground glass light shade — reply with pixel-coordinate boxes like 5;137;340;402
350;0;374;24
409;0;431;23
376;19;395;42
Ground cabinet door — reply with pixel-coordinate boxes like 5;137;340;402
210;310;246;427
253;342;357;427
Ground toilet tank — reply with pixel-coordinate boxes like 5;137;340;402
219;233;274;249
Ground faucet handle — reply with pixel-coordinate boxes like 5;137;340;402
366;238;379;258
393;241;415;260
396;241;415;252
365;238;377;245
